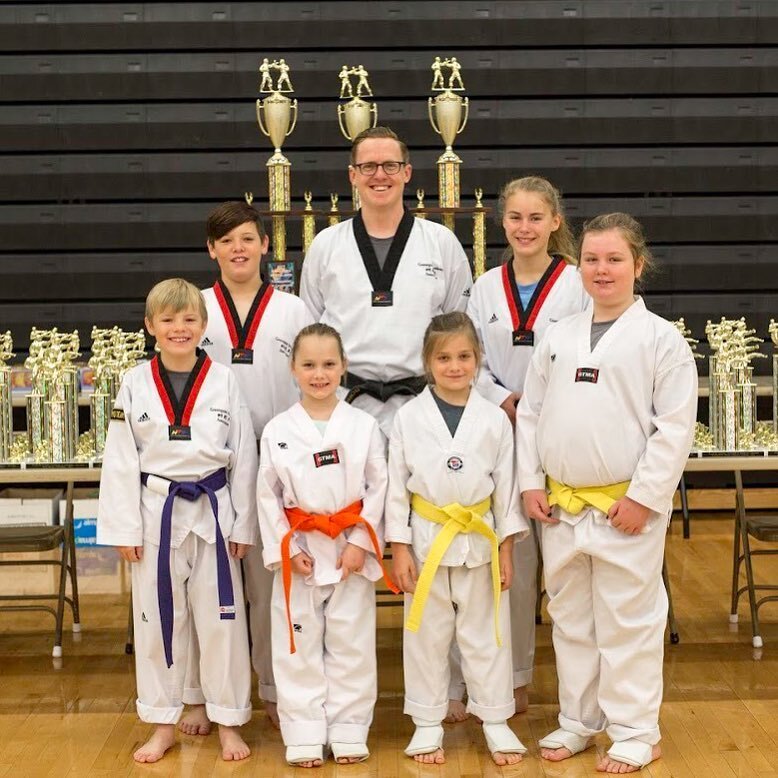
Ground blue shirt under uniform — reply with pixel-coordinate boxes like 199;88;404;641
517;281;538;308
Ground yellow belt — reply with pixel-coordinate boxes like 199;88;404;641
547;477;630;515
406;494;502;646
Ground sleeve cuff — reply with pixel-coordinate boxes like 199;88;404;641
626;485;670;516
518;473;546;493
346;526;378;555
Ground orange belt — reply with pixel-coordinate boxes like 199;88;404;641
281;500;399;653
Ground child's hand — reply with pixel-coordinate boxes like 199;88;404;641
117;546;143;563
499;539;514;591
290;550;314;575
608;496;651;535
522;489;557;524
499;392;521;426
391;543;417;593
337;542;366;580
229;541;251;560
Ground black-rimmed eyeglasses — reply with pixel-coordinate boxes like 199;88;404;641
352;161;406;176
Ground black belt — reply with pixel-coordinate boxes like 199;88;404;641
343;371;427;404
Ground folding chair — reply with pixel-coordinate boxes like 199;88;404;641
0;492;81;658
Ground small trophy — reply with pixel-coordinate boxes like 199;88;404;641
473;188;486;278
329;193;341;227
256;58;298;262
337;64;378;210
302;191;316;255
0;332;14;462
89;327;114;457
429;56;469;231
770;319;778;434
25;330;48;455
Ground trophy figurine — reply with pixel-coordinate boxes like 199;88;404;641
472;188;486;278
429;56;469;230
302;191;316;255
25;330;49;454
256;58;298;262
337;64;378;210
0;332;14;462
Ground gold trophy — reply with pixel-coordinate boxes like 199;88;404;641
429;56;469;231
256;58;298;262
415;189;426;220
0;332;14;462
472;188;486;278
302;191;316;254
89;327;114;458
337;64;378;210
329;193;341;227
25;329;49;455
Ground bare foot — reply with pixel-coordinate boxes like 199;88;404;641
264;700;280;729
492;751;523;766
296;759;323;768
443;699;469;723
413;749;445;764
335;757;362;764
133;724;176;763
178;704;212;736
513;685;529;714
541;741;591;762
596;744;661;773
219;725;251;761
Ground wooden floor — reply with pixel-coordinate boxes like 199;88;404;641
2;514;778;777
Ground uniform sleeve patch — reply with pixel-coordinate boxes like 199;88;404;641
110;408;126;421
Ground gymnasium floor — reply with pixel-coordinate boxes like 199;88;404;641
2;514;778;777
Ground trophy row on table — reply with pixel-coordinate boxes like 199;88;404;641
676;317;778;454
0;327;145;465
254;56;487;281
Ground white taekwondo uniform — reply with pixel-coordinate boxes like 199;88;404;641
97;353;258;726
257;400;388;748
385;386;529;724
467;257;589;691
516;297;697;746
182;280;312;707
300;211;472;437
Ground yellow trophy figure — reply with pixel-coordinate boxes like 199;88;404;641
256;58;298;262
428;56;469;231
0;331;14;462
472;188;486;278
302;191;316;254
337;64;378;210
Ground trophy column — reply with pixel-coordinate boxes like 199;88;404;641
337;65;378;211
770;320;778;434
429;56;468;232
256;58;298;263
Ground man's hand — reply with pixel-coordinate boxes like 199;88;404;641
117;546;143;563
229;541;251;560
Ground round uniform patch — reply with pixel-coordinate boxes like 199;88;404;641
447;456;463;471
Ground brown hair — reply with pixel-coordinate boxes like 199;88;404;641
291;323;346;363
145;278;207;322
497;176;576;263
350;126;410;166
578;212;655;279
206;201;266;242
421;312;482;383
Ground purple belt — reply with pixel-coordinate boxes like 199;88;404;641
141;468;235;668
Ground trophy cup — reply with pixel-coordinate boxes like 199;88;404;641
256;58;298;263
415;189;426;220
337;64;378;210
428;56;469;231
770;319;778;434
0;332;14;462
715;350;741;452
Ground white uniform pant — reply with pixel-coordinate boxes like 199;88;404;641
131;532;252;726
448;524;538;699
183;529;275;707
541;512;668;745
272;571;377;747
404;562;515;724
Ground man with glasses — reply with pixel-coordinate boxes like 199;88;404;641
300;126;472;437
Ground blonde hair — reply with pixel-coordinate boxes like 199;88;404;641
421;312;481;383
145;278;208;322
291;323;346;363
497;176;576;263
578;213;655;279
